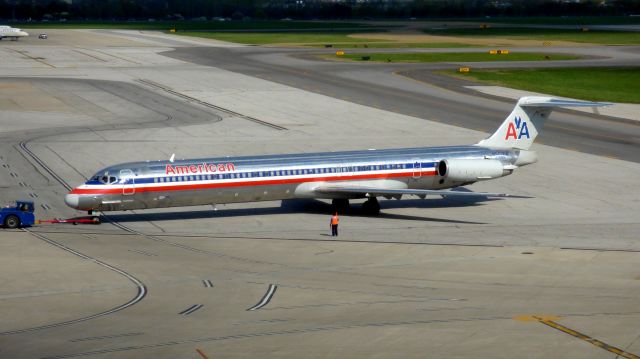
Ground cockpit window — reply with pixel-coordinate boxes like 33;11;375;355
91;173;118;184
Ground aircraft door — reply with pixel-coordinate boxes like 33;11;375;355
120;169;135;196
412;158;422;179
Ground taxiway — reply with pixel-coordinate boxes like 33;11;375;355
0;29;638;359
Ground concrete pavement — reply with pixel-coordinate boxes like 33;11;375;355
0;28;638;359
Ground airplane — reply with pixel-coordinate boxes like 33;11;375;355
64;97;609;216
0;26;29;40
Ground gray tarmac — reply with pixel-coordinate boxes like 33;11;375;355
165;45;640;162
0;29;639;359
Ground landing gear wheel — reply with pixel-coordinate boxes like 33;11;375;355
362;197;381;216
331;199;350;213
4;215;20;229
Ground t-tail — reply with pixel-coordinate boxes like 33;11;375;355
477;97;610;150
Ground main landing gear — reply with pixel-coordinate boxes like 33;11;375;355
332;197;380;215
331;199;350;213
361;197;380;216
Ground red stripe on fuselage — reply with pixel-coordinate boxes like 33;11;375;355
69;171;436;195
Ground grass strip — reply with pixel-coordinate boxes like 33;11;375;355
423;27;640;45
332;52;579;62
441;67;640;103
309;42;476;48
443;16;640;25
177;31;475;47
175;31;387;45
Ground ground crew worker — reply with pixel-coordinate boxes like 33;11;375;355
330;212;339;237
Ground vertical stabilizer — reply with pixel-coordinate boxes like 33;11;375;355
477;97;610;150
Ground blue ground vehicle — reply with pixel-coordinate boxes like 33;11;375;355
1;200;35;229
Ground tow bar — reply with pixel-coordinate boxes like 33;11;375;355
36;217;101;225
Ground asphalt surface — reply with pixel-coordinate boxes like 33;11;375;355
0;29;639;359
166;45;640;162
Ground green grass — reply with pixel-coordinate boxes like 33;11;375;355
333;52;579;62
424;27;640;45
176;31;388;45
309;42;476;48
442;67;640;103
16;20;372;31
178;31;476;47
447;16;640;25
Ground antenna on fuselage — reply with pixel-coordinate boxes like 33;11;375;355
169;153;175;163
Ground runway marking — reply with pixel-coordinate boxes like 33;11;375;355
137;79;287;130
92;49;141;65
1;230;147;335
69;332;143;342
10;49;55;68
561;247;640;253
196;348;211;359
180;304;204;315
72;49;108;63
127;249;157;257
203;279;214;288
547;123;634;144
247;284;278;311
521;315;640;359
40;315;517;358
150;233;506;248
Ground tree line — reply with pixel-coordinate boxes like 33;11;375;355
1;0;639;21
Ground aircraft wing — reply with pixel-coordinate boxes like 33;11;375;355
313;185;515;199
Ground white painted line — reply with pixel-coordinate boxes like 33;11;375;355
247;284;278;311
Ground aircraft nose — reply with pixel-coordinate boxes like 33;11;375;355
19;31;28;36
64;193;80;209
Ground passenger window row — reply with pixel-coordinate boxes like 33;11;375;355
148;163;419;184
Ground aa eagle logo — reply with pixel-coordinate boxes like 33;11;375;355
505;116;530;140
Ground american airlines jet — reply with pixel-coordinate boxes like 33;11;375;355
0;26;29;40
65;97;608;215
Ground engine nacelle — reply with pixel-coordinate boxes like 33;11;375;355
437;159;506;182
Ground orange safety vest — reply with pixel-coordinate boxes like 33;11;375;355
331;215;339;225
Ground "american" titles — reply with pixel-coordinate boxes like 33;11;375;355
165;162;235;175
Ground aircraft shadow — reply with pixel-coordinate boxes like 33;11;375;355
106;190;499;225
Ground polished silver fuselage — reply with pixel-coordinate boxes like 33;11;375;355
66;145;519;212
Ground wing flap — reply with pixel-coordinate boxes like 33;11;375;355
314;185;514;198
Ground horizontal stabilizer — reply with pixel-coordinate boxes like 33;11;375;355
517;97;612;108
